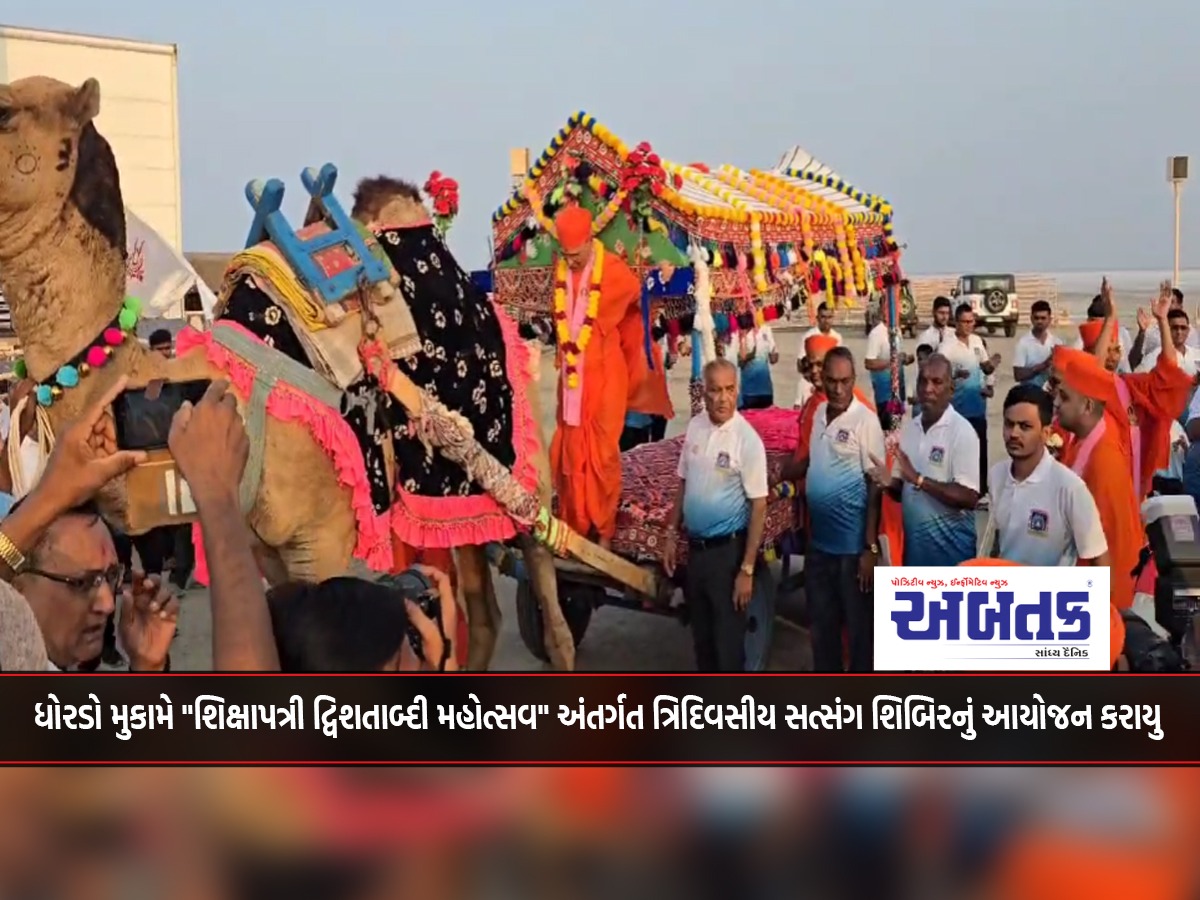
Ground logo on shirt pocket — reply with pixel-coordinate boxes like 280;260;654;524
716;451;731;469
1027;509;1050;536
836;429;850;444
929;446;946;465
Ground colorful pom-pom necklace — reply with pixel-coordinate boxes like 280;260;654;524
14;296;142;407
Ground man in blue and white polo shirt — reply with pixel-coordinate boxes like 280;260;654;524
664;359;769;672
940;303;999;494
987;384;1110;566
870;354;980;566
803;347;885;672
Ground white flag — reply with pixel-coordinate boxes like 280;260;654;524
124;207;216;320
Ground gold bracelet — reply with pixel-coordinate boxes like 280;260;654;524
0;531;27;576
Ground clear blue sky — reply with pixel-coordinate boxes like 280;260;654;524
13;0;1200;273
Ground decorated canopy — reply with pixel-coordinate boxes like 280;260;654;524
489;112;904;329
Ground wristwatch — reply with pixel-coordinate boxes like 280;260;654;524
869;542;880;556
0;531;27;577
739;563;754;577
915;475;926;491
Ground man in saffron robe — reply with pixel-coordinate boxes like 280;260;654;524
549;205;648;547
1055;350;1143;609
1086;290;1193;499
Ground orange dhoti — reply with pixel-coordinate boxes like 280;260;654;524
550;231;646;542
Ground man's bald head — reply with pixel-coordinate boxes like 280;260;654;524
703;358;737;383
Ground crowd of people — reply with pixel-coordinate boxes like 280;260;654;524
0;191;1191;676
0;370;459;673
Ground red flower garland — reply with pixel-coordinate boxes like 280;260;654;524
618;142;680;208
424;171;460;219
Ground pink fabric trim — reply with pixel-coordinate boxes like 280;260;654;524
561;255;594;427
388;305;542;549
174;322;393;586
1070;416;1107;477
1113;376;1142;495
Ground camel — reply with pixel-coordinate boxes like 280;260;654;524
0;75;573;670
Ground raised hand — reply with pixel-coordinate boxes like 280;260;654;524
893;449;919;485
1152;289;1171;322
119;572;179;672
1137;307;1151;333
1100;275;1114;312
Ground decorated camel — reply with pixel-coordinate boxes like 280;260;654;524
0;75;637;670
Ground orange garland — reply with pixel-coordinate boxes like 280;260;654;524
554;240;605;388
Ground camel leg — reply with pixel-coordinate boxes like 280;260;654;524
518;533;574;670
455;543;498;671
254;423;359;583
518;350;574;669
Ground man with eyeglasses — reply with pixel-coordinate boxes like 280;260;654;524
10;498;178;671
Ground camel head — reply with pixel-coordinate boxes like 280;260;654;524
351;175;430;229
0;77;124;260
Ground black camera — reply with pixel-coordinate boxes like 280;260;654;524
378;569;444;664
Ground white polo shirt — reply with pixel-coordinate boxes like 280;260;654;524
895;405;980;566
987;451;1108;566
1012;330;1062;388
677;411;768;540
806;397;885;556
939;333;989;420
1137;344;1200;378
915;324;947;352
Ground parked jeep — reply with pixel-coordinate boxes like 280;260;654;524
950;273;1018;337
863;280;918;338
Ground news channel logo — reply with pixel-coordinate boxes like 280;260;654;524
872;566;1112;671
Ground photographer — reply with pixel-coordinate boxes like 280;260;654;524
266;567;460;672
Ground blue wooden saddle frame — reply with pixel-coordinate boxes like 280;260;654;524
243;163;392;306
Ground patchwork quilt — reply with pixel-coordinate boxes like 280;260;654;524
610;407;800;565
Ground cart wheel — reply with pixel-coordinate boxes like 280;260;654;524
516;578;596;663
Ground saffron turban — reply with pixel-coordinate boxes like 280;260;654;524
805;334;839;360
554;205;593;252
1078;320;1105;351
1052;345;1091;376
1060;349;1118;403
1059;349;1130;434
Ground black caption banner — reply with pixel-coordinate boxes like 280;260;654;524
11;674;1198;764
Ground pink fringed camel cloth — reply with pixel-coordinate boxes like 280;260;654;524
611;407;799;565
213;220;544;554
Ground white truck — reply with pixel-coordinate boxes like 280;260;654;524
949;273;1019;337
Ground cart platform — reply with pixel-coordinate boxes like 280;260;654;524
611;407;801;564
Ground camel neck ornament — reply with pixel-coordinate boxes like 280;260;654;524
12;294;142;406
